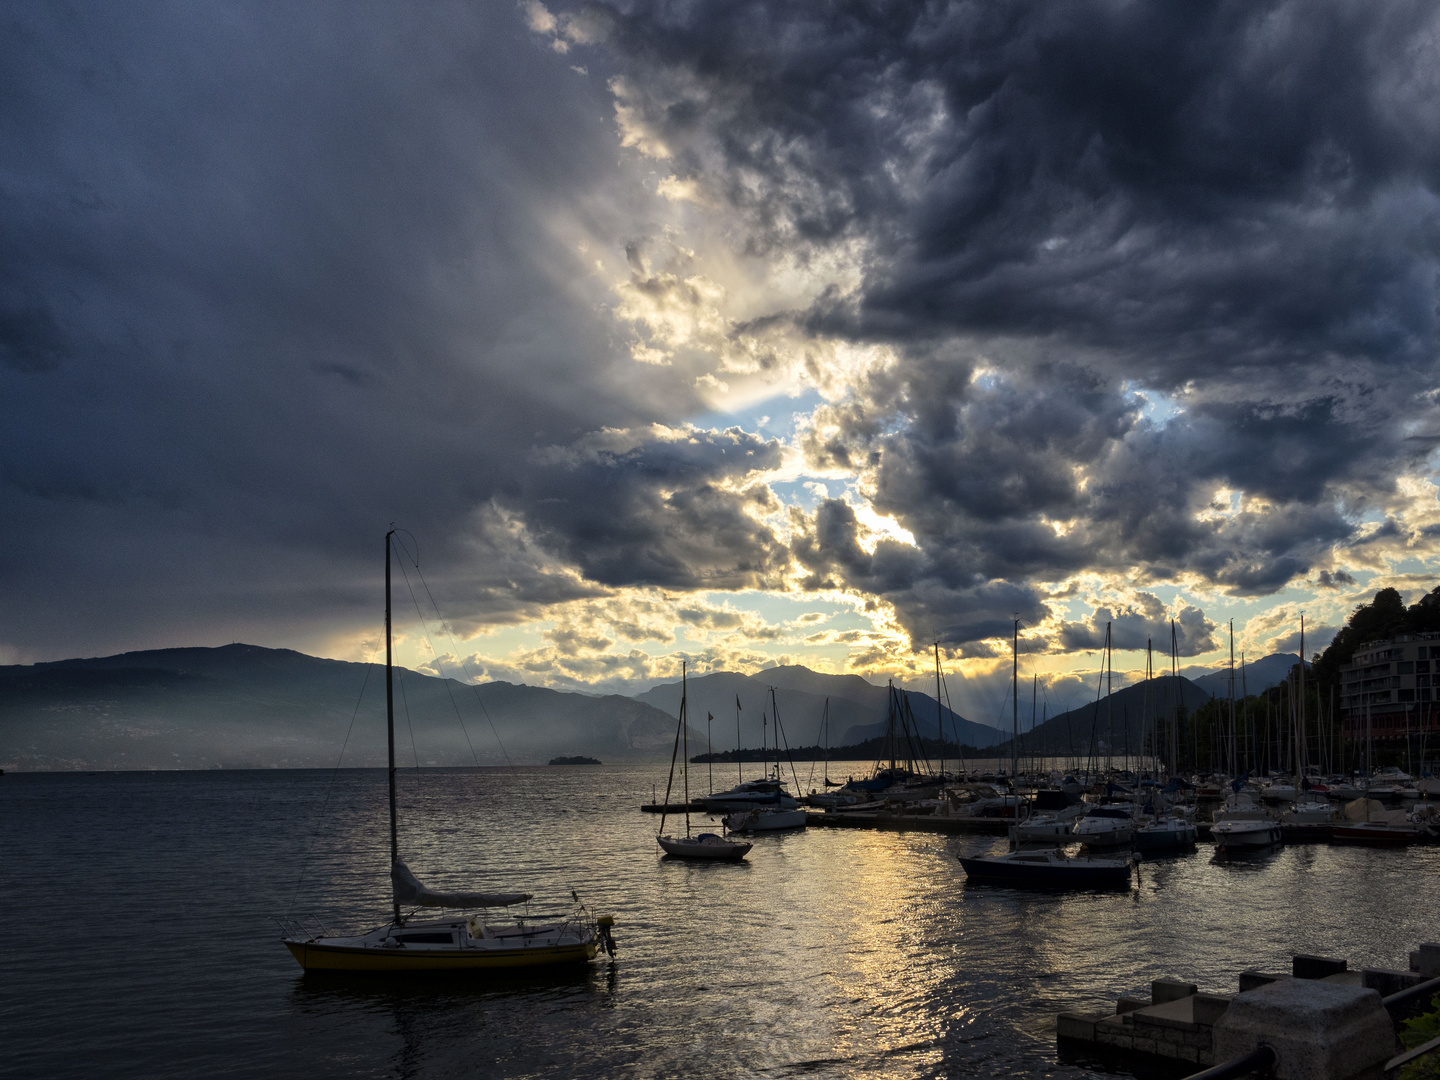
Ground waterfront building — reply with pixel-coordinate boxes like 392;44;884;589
1337;633;1440;746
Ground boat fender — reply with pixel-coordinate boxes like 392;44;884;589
466;916;483;940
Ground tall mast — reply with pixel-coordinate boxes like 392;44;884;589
1298;613;1306;778
935;642;944;780
385;528;399;925
1012;616;1019;789
736;695;743;786
682;661;690;837
1105;623;1113;774
1229;620;1236;779
888;681;896;772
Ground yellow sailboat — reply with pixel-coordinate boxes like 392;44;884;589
281;529;615;973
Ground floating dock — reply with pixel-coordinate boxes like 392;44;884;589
804;811;1012;835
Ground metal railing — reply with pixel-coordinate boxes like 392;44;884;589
1384;975;1440;1074
1180;1044;1277;1080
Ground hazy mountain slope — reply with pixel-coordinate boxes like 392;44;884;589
0;644;691;769
1013;675;1212;755
634;666;1005;749
1185;653;1300;698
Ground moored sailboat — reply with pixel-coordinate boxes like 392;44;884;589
281;530;613;972
657;662;752;861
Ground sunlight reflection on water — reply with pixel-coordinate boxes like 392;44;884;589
3;765;1439;1079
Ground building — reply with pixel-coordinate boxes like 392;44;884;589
1338;633;1440;743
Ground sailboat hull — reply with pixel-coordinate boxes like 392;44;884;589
657;834;752;859
284;937;598;972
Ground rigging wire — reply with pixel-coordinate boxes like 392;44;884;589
393;534;513;771
387;532;588;904
396;666;422;771
286;657;374;917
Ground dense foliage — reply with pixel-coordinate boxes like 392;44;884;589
1311;586;1440;692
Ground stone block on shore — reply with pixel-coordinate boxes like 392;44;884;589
1212;979;1394;1080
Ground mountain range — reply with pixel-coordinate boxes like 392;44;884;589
0;644;1306;770
634;665;1005;752
0;645;691;770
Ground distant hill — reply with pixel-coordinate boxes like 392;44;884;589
1185;653;1300;698
1010;675;1213;755
0;644;695;770
634;666;1005;750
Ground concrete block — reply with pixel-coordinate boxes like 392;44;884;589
1132;1037;1157;1055
1193;993;1233;1027
1153;978;1198;1004
1117;995;1149;1014
1176;1044;1199;1063
1241;971;1289;992
1056;1013;1096;1041
1294;954;1348;980
1212;979;1395;1080
1362;967;1424;996
1411;944;1440;978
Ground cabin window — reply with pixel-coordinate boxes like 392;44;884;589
394;932;455;944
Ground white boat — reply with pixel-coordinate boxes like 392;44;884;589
723;807;807;832
1212;794;1283;850
1282;798;1339;826
700;777;800;813
281;530;613;973
658;663;752;861
1133;816;1197;851
1071;805;1136;849
1012;805;1084;843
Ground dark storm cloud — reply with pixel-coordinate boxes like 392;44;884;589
514;427;790;589
584;0;1440;641
0;2;760;660
792;498;1045;645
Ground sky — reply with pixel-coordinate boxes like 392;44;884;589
4;0;1440;725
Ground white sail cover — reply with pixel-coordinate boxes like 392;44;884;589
391;861;532;908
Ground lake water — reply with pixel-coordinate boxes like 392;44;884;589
3;765;1438;1079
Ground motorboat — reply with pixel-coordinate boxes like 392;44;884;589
1133;815;1197;852
700;777;800;813
722;807;807;832
1211;794;1282;850
1331;821;1424;845
958;848;1132;889
1330;798;1426;845
1012;804;1085;844
281;530;613;973
1071;805;1136;849
1282;798;1339;826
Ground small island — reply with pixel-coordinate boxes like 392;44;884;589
548;755;602;766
